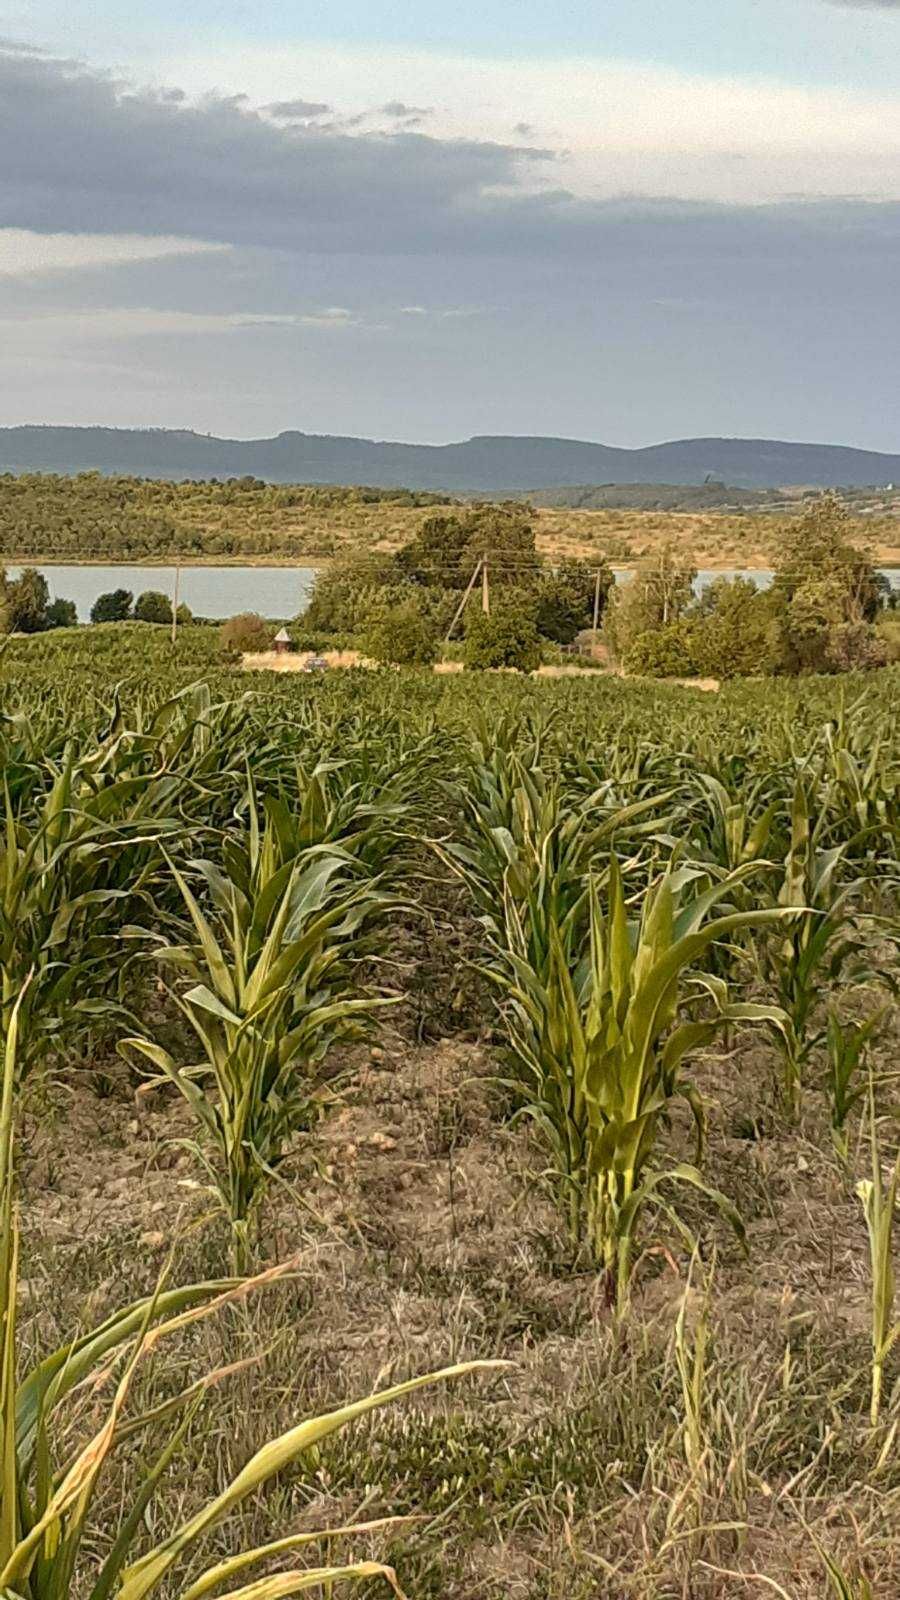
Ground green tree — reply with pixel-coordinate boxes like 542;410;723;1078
462;505;542;589
688;576;780;678
134;589;173;623
90;588;133;623
363;599;437;666
624;619;696;677
7;569;50;633
771;494;886;673
219;612;272;653
464;596;541;672
536;559;612;643
45;597;78;629
395;504;542;592
300;551;399;636
394;513;473;587
604;545;696;665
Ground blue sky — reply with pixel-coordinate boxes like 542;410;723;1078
17;0;900;87
0;1;898;447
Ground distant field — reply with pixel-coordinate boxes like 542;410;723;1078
1;472;898;568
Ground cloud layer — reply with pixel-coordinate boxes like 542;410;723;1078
0;37;898;449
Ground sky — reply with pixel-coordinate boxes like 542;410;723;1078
1;1;898;448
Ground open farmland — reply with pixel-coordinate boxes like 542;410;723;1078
2;623;899;1600
2;472;899;569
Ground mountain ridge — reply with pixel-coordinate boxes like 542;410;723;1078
1;425;898;492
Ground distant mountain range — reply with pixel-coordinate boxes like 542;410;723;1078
1;426;898;492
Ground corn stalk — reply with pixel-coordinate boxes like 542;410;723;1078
491;858;790;1312
122;825;397;1264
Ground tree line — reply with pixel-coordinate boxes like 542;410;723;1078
0;472;447;562
293;496;896;675
0;570;194;633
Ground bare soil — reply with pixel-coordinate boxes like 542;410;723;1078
17;1017;900;1599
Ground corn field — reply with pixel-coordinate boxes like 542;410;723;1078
1;623;898;1598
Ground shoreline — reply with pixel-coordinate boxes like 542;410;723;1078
4;554;900;573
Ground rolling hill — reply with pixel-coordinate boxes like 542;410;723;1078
1;426;898;492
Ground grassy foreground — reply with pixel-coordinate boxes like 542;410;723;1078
3;625;900;1599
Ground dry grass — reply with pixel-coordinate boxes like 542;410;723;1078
17;1012;900;1599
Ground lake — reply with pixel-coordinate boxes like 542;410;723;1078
7;564;318;622
7;562;899;622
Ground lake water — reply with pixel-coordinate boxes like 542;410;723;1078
8;562;899;623
7;564;318;622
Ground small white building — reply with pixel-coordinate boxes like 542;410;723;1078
273;627;294;655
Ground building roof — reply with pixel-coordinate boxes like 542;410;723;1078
273;627;292;643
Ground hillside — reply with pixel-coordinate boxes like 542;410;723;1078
1;472;898;569
2;425;899;491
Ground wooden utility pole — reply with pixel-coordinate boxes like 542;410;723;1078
592;568;602;633
482;556;490;615
171;563;181;645
445;558;482;642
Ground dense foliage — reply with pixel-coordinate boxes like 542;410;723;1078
604;498;894;678
0;472;447;561
301;505;611;663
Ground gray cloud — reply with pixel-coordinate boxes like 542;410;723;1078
4;42;899;269
0;43;556;255
263;98;331;119
381;101;432;118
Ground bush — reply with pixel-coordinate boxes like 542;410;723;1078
363;601;437;666
624;619;696;677
875;612;900;664
826;620;888;673
219;612;273;653
464;601;541;672
90;588;133;624
45;597;77;629
134;589;173;623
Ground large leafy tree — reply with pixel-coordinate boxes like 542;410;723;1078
537;558;612;644
604;544;696;665
771;495;886;672
45;597;78;629
464;593;541;671
90;588;133;623
134;589;173;623
7;568;50;633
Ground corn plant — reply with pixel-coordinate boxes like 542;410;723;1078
1;984;502;1600
819;698;899;862
254;759;409;875
824;1005;886;1169
689;771;781;880
0;747;183;1078
442;744;677;985
491;858;789;1312
856;1077;900;1426
122;824;397;1265
762;781;867;1120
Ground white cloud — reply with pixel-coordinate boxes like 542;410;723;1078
157;41;900;202
0;228;227;277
